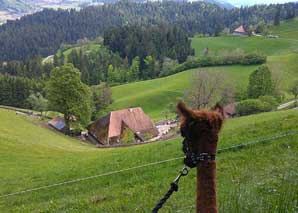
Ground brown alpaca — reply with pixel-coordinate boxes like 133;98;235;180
177;102;224;213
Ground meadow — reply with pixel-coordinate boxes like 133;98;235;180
192;19;298;57
1;19;298;212
110;65;257;121
109;19;298;120
1;108;298;212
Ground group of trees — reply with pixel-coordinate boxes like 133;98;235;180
0;75;43;108
104;25;193;65
0;1;297;61
237;65;278;116
52;25;194;85
62;46;124;85
0;56;54;79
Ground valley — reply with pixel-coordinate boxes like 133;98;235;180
0;3;298;212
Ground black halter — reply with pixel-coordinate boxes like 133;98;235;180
181;120;216;168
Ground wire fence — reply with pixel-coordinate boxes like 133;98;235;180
1;130;298;199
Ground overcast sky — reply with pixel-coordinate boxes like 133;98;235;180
226;0;298;6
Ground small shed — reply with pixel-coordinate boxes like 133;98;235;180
48;117;67;132
88;107;158;145
232;25;248;36
223;103;237;118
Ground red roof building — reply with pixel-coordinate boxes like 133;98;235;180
233;25;248;36
88;107;158;145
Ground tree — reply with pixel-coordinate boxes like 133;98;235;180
92;83;113;119
27;93;48;116
274;7;281;26
107;64;120;83
160;57;178;77
255;21;266;34
143;55;156;79
46;64;91;133
290;80;298;106
183;70;232;109
247;25;255;36
130;56;140;81
247;65;274;99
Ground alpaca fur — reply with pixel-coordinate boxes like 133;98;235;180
177;102;224;213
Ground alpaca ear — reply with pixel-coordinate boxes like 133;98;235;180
177;101;194;119
212;103;225;118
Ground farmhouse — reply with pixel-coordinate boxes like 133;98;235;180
88;107;158;145
232;25;248;36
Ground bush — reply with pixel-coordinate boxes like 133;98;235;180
242;53;267;65
173;51;267;75
247;65;274;99
236;99;267;116
236;96;277;116
159;58;179;77
259;95;279;107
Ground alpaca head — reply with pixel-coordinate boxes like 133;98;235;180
177;102;224;155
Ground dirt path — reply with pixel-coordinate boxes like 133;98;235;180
277;100;297;110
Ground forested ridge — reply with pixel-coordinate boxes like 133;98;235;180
0;1;297;61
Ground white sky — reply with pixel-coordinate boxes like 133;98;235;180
226;0;298;6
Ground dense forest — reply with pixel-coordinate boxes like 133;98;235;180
0;24;193;87
57;25;193;85
0;1;297;61
104;25;193;64
0;75;44;108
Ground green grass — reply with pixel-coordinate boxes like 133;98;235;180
111;65;257;121
192;19;298;57
0;108;298;212
270;18;298;39
110;53;298;121
110;19;298;121
63;43;101;59
267;53;298;90
191;36;298;57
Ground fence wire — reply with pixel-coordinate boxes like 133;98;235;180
1;130;298;199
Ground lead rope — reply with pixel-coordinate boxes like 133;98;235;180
152;166;189;213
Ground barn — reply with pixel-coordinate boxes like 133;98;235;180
232;25;248;36
88;107;158;145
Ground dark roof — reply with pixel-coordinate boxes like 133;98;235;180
48;117;66;131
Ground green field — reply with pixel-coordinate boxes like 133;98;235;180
192;36;298;56
192;19;298;57
270;18;298;39
63;43;102;59
1;108;298;212
110;53;298;121
109;19;298;120
111;65;257;120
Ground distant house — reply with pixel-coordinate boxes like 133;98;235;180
88;107;158;145
48;117;67;132
232;25;248;36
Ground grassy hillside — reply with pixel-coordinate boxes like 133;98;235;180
191;36;298;57
0;108;298;212
62;43;101;59
110;53;298;121
111;65;257;120
109;20;298;120
192;19;298;56
270;18;298;39
268;53;298;90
